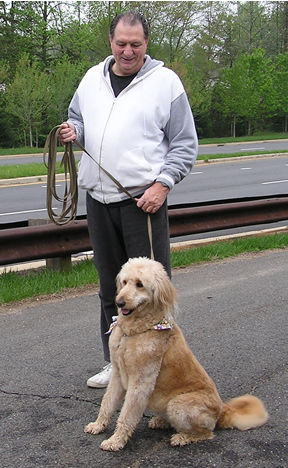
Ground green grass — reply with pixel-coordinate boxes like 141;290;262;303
0;162;65;179
1;232;288;305
170;232;288;267
198;149;288;162
0;146;64;156
0;258;99;304
199;132;288;145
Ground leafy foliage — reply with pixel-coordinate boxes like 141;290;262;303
0;1;288;146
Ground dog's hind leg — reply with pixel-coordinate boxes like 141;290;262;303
166;392;220;446
148;416;171;430
84;371;125;435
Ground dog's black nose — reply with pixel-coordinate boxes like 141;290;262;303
116;300;126;308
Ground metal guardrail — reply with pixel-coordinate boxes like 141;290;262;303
0;195;288;267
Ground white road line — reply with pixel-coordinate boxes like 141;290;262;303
262;180;288;185
190;171;203;175
0;208;57;216
241;147;265;151
241;167;252;170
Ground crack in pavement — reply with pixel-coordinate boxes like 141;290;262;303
0;387;101;405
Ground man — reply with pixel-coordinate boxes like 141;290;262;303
60;11;198;388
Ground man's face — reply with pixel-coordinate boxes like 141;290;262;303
109;20;149;76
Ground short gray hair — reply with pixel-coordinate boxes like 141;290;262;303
109;11;150;39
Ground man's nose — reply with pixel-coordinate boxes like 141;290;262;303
123;44;133;56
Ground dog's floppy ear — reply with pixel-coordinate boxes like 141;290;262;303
116;271;122;294
153;266;177;312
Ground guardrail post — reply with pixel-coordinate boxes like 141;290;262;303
28;219;72;271
46;255;72;272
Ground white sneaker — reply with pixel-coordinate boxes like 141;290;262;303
87;363;112;388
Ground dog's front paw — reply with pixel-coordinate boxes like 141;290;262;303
100;435;126;451
84;421;105;435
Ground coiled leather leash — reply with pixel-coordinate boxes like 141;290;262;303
43;126;78;225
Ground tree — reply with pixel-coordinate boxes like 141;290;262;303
144;1;206;65
214;49;276;136
273;52;288;131
46;56;85;126
1;1;288;145
0;59;16;147
0;1;59;70
6;55;50;146
234;1;267;55
264;1;288;54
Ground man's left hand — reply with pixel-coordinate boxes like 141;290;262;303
136;182;169;214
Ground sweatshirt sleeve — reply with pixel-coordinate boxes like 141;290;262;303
67;91;84;145
156;92;198;189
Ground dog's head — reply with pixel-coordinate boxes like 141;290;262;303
115;257;177;319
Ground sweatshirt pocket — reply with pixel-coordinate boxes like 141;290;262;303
115;148;154;187
78;154;100;190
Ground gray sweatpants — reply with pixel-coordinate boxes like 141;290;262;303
86;192;171;362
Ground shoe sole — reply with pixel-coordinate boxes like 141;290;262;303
87;381;108;388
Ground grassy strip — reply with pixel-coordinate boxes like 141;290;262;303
0;146;64;156
198;149;288;162
0;162;65;179
171;232;288;267
0;258;99;304
1;150;287;180
198;132;288;145
1;232;288;305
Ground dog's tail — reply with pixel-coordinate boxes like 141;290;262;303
217;394;268;431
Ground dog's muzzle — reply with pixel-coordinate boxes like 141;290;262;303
116;299;134;316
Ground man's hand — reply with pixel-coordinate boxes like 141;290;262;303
59;122;76;145
136;182;169;214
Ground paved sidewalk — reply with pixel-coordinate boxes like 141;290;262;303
1;250;287;467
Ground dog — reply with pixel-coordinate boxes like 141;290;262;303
84;257;268;451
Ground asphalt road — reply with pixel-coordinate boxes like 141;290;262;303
1;249;287;467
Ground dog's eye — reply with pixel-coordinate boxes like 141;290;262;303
136;281;143;288
123;280;127;285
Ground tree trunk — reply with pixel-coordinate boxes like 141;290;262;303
247;119;252;136
283;1;288;52
29;123;33;147
231;116;236;137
